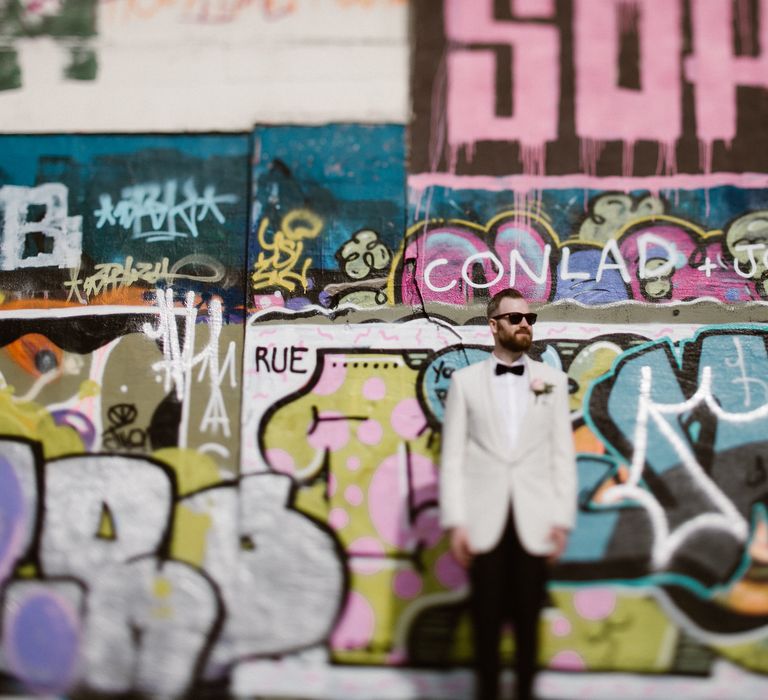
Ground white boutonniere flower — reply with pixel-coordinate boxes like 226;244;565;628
531;378;554;401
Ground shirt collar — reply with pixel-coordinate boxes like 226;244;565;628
491;353;526;370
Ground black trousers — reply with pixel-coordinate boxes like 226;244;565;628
469;509;548;700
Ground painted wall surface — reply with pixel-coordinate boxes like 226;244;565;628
408;0;768;308
239;320;768;694
2;0;768;698
401;184;768;305
0;136;248;695
0;134;249;311
411;0;768;177
249;124;406;312
0;0;408;131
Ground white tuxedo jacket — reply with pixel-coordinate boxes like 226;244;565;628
439;355;577;555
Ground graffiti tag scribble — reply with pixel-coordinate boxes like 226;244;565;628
251;209;322;293
93;180;238;243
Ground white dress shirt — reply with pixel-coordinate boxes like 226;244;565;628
490;353;529;451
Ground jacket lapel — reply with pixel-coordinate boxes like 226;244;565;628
516;356;541;444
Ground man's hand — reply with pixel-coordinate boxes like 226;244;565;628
548;526;569;563
449;526;473;569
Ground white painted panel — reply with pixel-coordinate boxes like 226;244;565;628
0;0;408;132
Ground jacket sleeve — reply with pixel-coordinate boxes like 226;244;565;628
439;373;468;529
550;371;578;529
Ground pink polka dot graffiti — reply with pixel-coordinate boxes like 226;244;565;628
259;348;468;664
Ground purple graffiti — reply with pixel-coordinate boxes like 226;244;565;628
553;247;630;303
4;590;80;693
51;410;97;450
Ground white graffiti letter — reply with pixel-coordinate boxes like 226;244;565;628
0;184;82;270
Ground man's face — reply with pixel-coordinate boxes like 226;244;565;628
489;297;533;352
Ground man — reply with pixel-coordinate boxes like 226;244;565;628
439;288;577;700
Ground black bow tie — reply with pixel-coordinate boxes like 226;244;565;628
495;364;524;376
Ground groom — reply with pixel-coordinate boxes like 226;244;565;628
439;288;577;700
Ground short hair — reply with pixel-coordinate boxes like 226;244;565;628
486;288;525;319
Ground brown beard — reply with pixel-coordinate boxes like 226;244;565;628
499;329;532;352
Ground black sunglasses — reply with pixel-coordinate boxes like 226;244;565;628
492;312;538;325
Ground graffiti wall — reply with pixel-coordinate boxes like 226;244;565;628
399;185;768;305
408;0;768;309
2;0;768;698
236;318;768;697
0;135;249;695
0;134;249;309
249;124;406;312
411;0;768;177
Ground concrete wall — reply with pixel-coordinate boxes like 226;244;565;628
2;1;768;698
0;0;408;129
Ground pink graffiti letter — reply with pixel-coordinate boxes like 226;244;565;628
445;0;560;152
574;0;682;145
685;0;768;145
